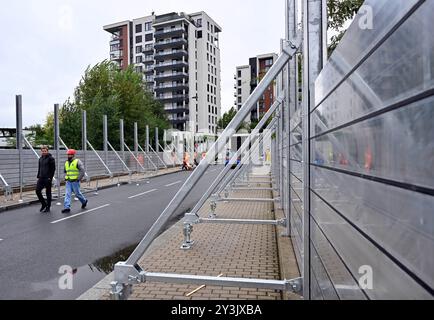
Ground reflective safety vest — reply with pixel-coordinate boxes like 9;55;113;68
65;159;80;181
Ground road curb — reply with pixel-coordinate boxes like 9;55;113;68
0;169;181;214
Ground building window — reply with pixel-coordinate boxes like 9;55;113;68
136;56;142;63
208;33;210;41
145;33;153;42
196;19;202;27
197;30;202;39
238;88;242;95
145;22;152;31
238;70;241;78
136;35;142;43
238;97;242;104
136;46;142;54
238;80;241;86
135;24;142;33
265;59;273;66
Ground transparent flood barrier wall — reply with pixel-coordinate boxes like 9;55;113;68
307;0;434;299
0;149;169;189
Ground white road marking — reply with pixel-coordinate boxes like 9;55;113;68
165;181;182;187
128;189;158;199
0;239;3;242
51;204;111;224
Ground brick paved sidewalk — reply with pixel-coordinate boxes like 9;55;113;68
95;170;301;300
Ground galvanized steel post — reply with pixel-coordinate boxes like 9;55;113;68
54;104;61;204
16;95;23;202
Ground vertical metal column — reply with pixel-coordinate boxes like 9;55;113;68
302;0;327;300
16;95;23;202
103;115;108;165
146;125;150;153
82;111;87;172
54;104;61;205
120;119;125;163
134;122;139;172
155;127;159;153
285;0;298;238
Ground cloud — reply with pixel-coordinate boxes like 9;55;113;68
58;5;74;32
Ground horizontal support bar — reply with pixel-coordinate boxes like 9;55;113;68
231;187;275;191
145;272;299;292
217;197;279;203
200;218;285;226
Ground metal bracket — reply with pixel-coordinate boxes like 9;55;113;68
277;218;287;227
180;213;200;250
111;262;146;300
209;196;218;218
282;33;303;57
285;277;303;294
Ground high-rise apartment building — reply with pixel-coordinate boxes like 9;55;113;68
104;12;222;134
234;53;277;123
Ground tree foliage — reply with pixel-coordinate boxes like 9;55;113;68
28;61;169;150
327;0;365;54
217;107;249;131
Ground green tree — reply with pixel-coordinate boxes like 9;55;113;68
217;107;237;130
69;60;169;150
328;0;365;54
217;107;249;131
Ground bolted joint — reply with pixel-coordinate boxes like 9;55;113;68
181;222;195;250
224;190;229;199
285;277;303;294
184;212;200;224
111;262;146;300
277;218;287;227
114;262;146;285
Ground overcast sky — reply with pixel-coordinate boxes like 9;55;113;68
0;0;285;128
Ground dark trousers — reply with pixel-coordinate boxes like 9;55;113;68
36;178;52;208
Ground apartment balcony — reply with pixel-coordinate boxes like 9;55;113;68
164;106;189;114
154;49;188;61
154;61;189;72
143;44;154;54
143;56;154;64
143;66;154;74
110;51;123;60
154;72;189;83
154;38;188;50
110;38;121;46
154;27;186;39
145;76;154;83
156;94;189;103
169;117;189;125
155;83;189;93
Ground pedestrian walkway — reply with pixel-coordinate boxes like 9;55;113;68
0;167;180;213
83;168;301;300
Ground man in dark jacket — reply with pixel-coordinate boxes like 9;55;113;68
36;145;56;213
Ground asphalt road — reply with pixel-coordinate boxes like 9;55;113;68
0;167;222;300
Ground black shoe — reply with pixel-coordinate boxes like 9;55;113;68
43;207;51;213
40;205;46;212
81;200;88;209
61;209;71;214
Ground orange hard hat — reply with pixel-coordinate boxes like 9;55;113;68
67;149;76;156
